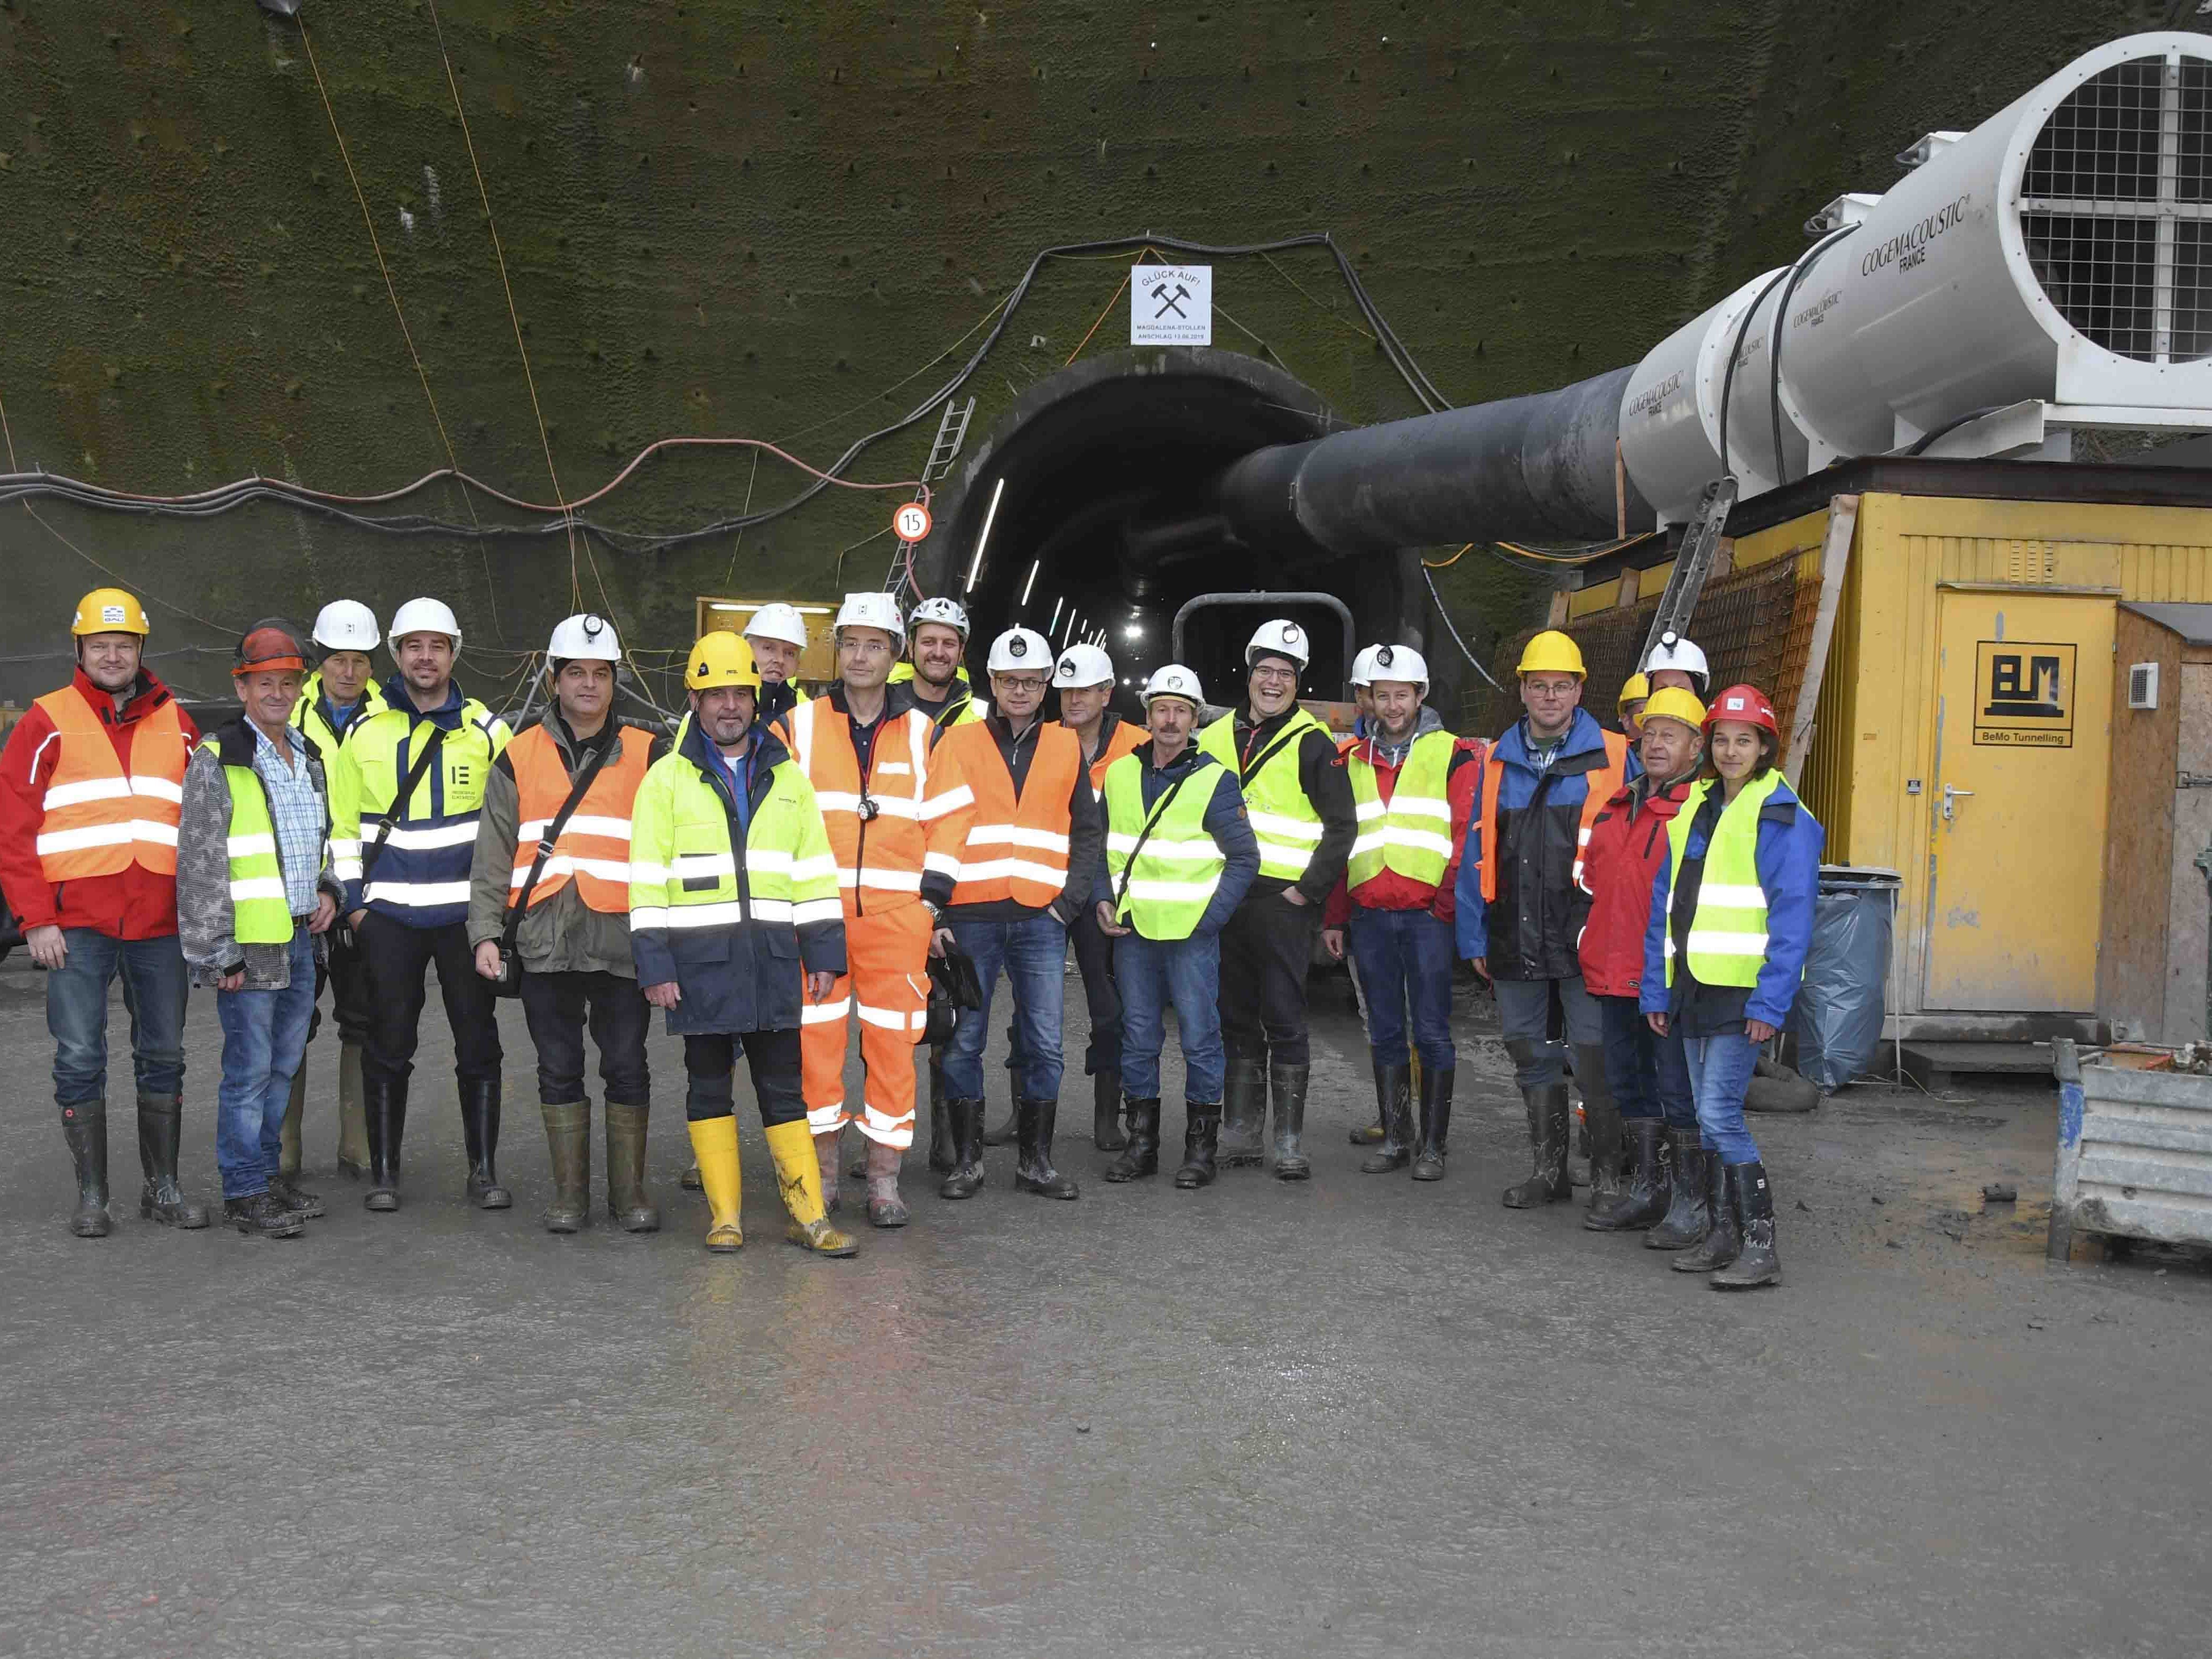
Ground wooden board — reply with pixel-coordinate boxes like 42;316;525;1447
2100;605;2181;1039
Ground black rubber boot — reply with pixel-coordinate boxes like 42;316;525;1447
939;1098;987;1200
1091;1067;1127;1151
540;1100;591;1232
364;1073;406;1212
1015;1098;1079;1199
1501;1085;1573;1208
926;1050;956;1174
1103;1098;1160;1182
1269;1062;1311;1182
1411;1067;1455;1181
604;1101;660;1232
1673;1154;1742;1272
1358;1062;1414;1174
1588;1118;1670;1232
984;1022;1022;1146
1217;1055;1268;1169
1574;1042;1625;1215
459;1078;513;1210
61;1103;110;1238
1173;1101;1221;1190
1711;1162;1782;1289
1644;1128;1710;1250
136;1096;210;1229
224;1192;304;1238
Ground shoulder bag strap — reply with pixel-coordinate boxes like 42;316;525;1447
359;728;446;892
1110;766;1201;914
499;731;618;957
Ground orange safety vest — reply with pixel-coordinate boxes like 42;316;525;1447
780;697;971;913
32;687;189;882
505;724;654;914
1474;728;1629;904
940;720;1082;907
1085;715;1147;794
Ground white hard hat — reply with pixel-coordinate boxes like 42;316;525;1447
986;627;1053;673
1643;631;1710;693
834;590;906;644
547;613;623;663
1141;663;1206;708
1349;644;1381;688
387;596;462;655
1054;642;1114;689
743;602;809;649
1366;642;1429;694
311;599;380;654
1245;618;1310;670
910;595;970;639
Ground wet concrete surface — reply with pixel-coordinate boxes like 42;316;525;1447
2;952;2208;1658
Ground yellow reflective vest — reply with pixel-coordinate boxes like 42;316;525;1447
1345;729;1456;891
1662;771;1783;988
1102;753;1234;941
1198;706;1326;882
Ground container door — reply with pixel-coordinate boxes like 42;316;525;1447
1923;592;2113;1011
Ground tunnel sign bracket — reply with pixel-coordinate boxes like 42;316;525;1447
1132;264;1212;346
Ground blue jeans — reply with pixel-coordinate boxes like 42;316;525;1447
47;929;189;1108
1681;1032;1762;1164
943;914;1068;1101
1600;995;1697;1128
215;934;318;1199
1114;931;1225;1104
1347;905;1457;1072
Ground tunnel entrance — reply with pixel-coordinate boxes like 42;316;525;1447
917;348;1398;710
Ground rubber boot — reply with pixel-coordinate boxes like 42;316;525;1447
1574;1042;1625;1215
939;1098;986;1200
459;1078;512;1209
1710;1162;1781;1289
280;1067;306;1180
1588;1118;1669;1232
1173;1101;1221;1190
1411;1066;1455;1182
603;1101;659;1232
1501;1085;1573;1208
681;1163;704;1192
1091;1067;1127;1152
1645;1129;1711;1250
1015;1098;1079;1199
846;1123;869;1182
136;1096;210;1229
765;1118;857;1255
982;1102;1020;1147
1269;1063;1311;1182
816;1130;843;1215
1217;1055;1267;1168
224;1193;304;1239
685;1116;744;1252
540;1100;591;1232
1359;1062;1414;1174
335;1041;370;1180
985;1025;1023;1146
1672;1153;1741;1272
865;1139;910;1228
1103;1098;1160;1182
60;1103;110;1238
927;1050;956;1174
364;1073;406;1211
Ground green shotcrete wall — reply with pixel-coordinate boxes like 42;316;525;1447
0;0;2167;708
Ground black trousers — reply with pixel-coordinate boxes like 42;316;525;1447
683;1027;806;1126
307;926;373;1049
1219;892;1321;1067
356;911;503;1089
518;969;651;1107
1069;901;1124;1076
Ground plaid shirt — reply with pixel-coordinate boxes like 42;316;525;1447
253;723;327;916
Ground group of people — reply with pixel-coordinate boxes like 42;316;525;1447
0;583;1818;1288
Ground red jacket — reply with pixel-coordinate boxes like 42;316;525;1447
1324;732;1484;928
1577;772;1693;998
0;668;200;940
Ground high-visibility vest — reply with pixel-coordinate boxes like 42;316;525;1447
939;720;1082;907
1082;713;1147;793
628;747;844;935
1662;771;1785;988
780;697;973;914
331;694;510;923
1473;727;1630;903
289;672;386;764
1102;754;1233;941
32;685;189;882
1345;729;1456;891
504;724;654;914
1198;706;1326;882
198;731;325;945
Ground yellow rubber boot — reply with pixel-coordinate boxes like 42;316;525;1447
685;1117;744;1253
767;1119;858;1257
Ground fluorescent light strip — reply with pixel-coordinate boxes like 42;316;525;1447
964;478;1005;595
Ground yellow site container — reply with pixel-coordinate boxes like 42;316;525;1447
693;596;841;687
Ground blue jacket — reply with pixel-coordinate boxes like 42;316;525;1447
1090;740;1260;939
1639;773;1825;1028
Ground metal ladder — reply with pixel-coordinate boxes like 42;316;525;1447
885;396;976;593
1638;474;1738;664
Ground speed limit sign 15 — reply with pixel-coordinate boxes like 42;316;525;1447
894;502;932;542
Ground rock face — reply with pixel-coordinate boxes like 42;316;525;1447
0;2;2132;701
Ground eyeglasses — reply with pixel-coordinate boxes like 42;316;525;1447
995;676;1048;693
1250;666;1298;684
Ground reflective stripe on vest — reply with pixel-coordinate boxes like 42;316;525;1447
1102;755;1231;941
1345;729;1456;891
505;725;653;914
200;741;297;945
783;698;973;908
628;750;844;935
1473;727;1629;904
1197;707;1325;881
942;721;1081;907
32;687;188;882
337;698;508;919
1661;772;1783;988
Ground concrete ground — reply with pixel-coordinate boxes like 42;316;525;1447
1;951;2207;1659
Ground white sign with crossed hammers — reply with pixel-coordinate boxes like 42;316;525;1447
1130;263;1212;346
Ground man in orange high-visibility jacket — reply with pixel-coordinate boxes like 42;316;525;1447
0;589;208;1238
776;591;975;1228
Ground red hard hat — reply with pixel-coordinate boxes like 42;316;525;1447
1704;683;1778;737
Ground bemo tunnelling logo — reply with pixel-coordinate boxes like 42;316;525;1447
1860;194;1973;276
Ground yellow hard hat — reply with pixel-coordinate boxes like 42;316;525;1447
1616;671;1651;711
1640;685;1707;732
72;587;150;637
1517;629;1585;678
686;632;762;692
